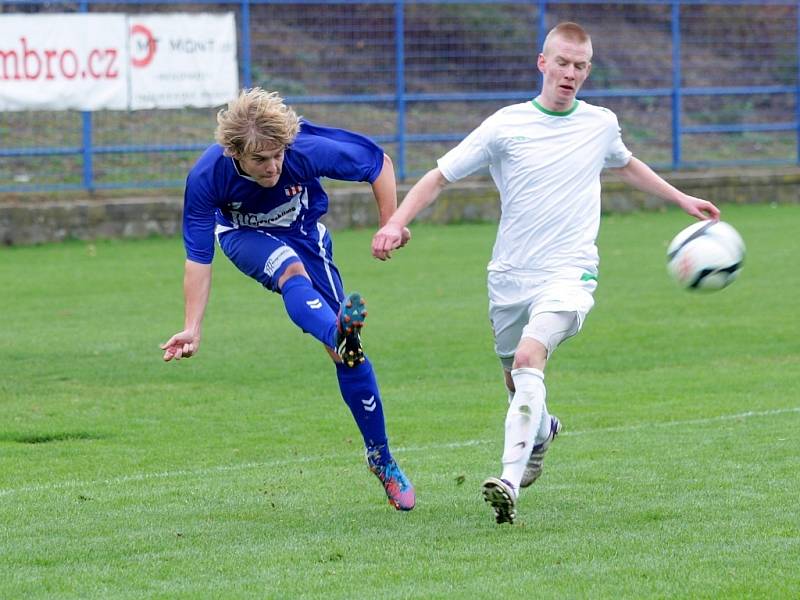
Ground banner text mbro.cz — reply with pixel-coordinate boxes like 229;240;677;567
0;13;238;111
1;37;120;82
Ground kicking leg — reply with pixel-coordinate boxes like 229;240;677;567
279;265;339;348
279;265;369;367
218;228;341;348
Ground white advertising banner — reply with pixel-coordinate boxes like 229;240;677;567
0;14;129;111
0;13;238;111
129;13;238;110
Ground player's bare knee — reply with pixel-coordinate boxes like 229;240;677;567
512;341;547;370
277;261;309;288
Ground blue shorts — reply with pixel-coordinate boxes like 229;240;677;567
217;222;345;312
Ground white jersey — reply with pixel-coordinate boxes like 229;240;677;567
437;99;632;275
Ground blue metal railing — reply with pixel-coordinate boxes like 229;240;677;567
1;0;798;193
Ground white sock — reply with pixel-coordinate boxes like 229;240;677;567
534;403;552;445
500;368;546;490
506;388;552;447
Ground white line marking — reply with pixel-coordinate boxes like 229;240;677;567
1;407;797;498
561;406;800;436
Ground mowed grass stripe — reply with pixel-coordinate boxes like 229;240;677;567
1;405;797;499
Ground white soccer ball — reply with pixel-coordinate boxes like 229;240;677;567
666;220;745;291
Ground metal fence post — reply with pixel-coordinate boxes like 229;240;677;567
80;0;93;191
395;0;407;180
81;114;93;192
241;0;252;88
671;0;682;169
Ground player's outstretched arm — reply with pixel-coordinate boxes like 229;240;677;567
160;260;212;361
372;167;449;260
370;153;412;257
613;157;720;220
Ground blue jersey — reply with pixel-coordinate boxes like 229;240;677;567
182;120;385;264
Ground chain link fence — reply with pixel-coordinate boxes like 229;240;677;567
1;0;798;192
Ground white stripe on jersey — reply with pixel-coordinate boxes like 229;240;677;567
315;222;342;303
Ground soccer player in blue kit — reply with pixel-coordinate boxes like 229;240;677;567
160;87;415;511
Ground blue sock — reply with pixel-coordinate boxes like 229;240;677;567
336;357;393;464
280;274;337;348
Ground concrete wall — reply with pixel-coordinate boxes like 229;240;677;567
0;197;183;246
1;168;798;246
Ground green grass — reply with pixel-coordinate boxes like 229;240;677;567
1;203;799;598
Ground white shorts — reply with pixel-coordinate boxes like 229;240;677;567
488;269;597;368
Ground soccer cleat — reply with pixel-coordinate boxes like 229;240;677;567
482;477;517;524
520;415;562;488
366;448;416;511
336;292;367;367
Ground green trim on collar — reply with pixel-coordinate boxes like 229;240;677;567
531;98;579;116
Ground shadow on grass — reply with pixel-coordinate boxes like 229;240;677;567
0;431;106;444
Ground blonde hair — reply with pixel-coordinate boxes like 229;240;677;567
542;22;593;59
215;87;301;157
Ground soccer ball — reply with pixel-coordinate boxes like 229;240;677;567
666;220;745;291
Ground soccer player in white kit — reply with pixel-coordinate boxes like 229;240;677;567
372;22;721;524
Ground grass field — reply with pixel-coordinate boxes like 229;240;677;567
1;203;798;598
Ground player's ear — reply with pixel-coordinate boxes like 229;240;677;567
536;53;546;74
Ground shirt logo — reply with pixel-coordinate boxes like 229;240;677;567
230;196;302;228
284;184;303;197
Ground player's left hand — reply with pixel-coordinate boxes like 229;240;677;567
679;194;720;220
372;223;410;260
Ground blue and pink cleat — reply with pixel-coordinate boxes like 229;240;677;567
366;447;416;511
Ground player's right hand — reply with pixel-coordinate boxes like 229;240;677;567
160;330;200;361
